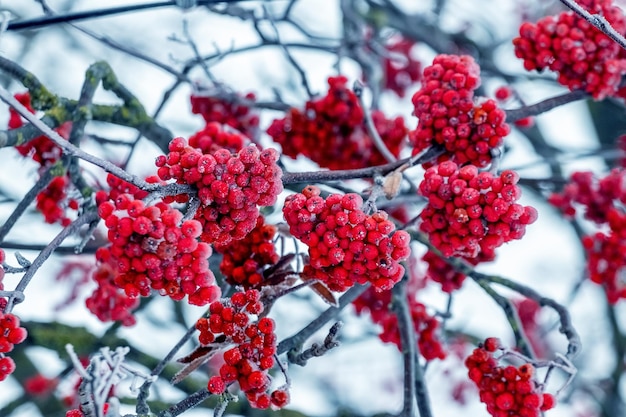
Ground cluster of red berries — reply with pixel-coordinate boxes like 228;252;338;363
196;289;289;409
155;134;283;246
24;374;58;397
548;169;623;223
36;176;79;227
95;173;221;307
410;54;510;168
421;250;493;293
381;35;421;97
353;285;446;360
513;0;626;100
0;312;27;381
85;262;139;326
187;121;248;155
283;185;411;292
549;169;626;303
267;76;407;170
9;92;70;166
215;215;280;288
190;92;260;140
8;92;78;226
418;162;537;259
465;338;556;417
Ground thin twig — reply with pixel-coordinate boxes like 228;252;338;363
391;280;417;417
136;324;198;415
558;0;626;52
353;80;397;163
0;86;160;191
277;284;369;355
4;210;99;313
506;90;588;121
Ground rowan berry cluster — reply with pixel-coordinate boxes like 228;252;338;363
196;289;289;409
423;250;496;293
36;176;79;227
549;169;626;302
24;374;58;397
381;35;421;97
9;92;69;166
8;92;78;226
190;92;260;139
418;162;537;259
85;263;139;326
188;121;248;155
513;0;626;100
215;215;280;288
0;312;27;381
422;250;465;292
155;134;283;246
353;285;446;360
465;338;556;417
410;54;510;168
283;185;411;292
94;173;221;307
267;76;407;170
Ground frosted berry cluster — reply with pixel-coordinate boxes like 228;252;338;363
191;92;260;139
187;121;248;155
267;76;407;170
422;250;493;293
353;285;446;360
283;185;411;292
0;312;27;381
513;0;626;100
381;35;421;97
418;162;537;259
8;92;78;226
215;215;280;288
410;54;510;168
196;289;289;409
156;134;283;246
85;263;139;326
465;338;556;417
549;169;626;303
94;174;221;307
